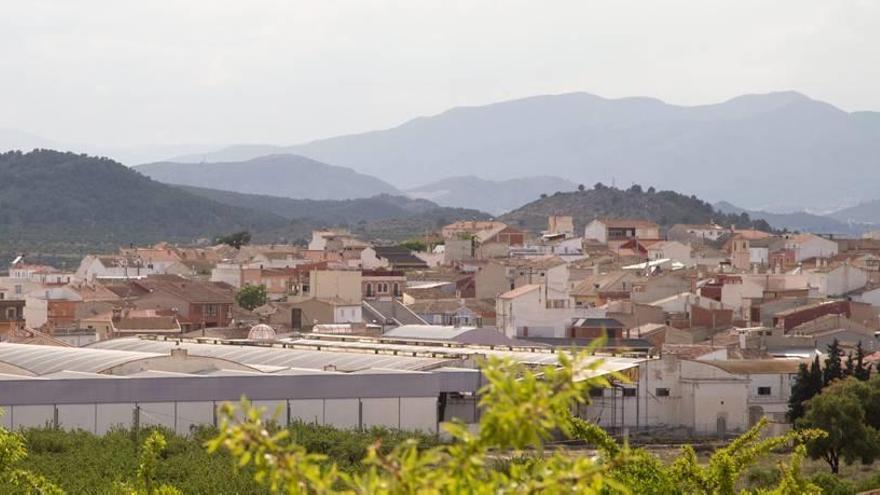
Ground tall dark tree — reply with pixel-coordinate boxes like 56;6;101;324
809;354;824;393
854;340;871;381
788;362;813;422
216;230;251;250
844;351;855;378
823;339;844;386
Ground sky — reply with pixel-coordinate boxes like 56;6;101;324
1;0;879;150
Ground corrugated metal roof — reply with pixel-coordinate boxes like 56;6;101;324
89;338;452;372
0;343;160;375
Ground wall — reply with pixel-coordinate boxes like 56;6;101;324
308;270;362;304
584;221;608;244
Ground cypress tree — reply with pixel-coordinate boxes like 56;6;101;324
823;338;844;385
854;340;871;381
787;362;812;421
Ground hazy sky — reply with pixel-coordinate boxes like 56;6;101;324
2;0;878;148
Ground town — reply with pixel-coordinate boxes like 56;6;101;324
2;215;878;443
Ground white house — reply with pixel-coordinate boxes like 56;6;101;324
583;357;799;437
75;255;164;281
584;219;660;244
646;241;692;266
806;263;868;297
496;284;580;338
784;234;838;263
854;286;880;308
210;262;244;288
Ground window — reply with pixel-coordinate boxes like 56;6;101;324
5;308;16;320
622;388;637;397
205;305;217;317
757;386;772;396
589;388;604;398
655;388;670;397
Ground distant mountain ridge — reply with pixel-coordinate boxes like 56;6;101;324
136;154;400;201
0;150;287;260
499;184;772;234
405;175;577;214
167;91;880;211
826;200;880;226
713;201;866;234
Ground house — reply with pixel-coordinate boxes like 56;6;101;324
441;221;525;263
510;256;569;294
362;270;407;299
441;221;507;239
568;317;626;338
630;272;695;305
278;298;363;331
405;298;496;328
582;357;800;437
803;261;868;297
0;290;25;338
571;271;640;307
474;260;512;300
496;284;578;338
241;262;329;300
23;286;83;329
583;218;660;245
308;230;369;252
8;263;76;285
667;224;726;244
75;255;165;281
784;233;839;263
361;246;430;271
131;275;235;331
82;308;182;340
646;241;692;266
772;300;851;331
301;270;362;304
546;216;575;237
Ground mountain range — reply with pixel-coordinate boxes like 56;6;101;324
135;154;399;201
498;184;772;234
405;175;577;214
713;202;868;235
163;91;880;212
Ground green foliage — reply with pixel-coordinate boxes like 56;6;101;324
500;183;774;232
0;150;285;259
572;415;823;495
116;431;182;495
0;412;64;494
236;284;268;310
798;375;880;473
824;338;844;385
216;230;252;249
397;239;426;252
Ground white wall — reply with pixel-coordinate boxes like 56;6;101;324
584;220;607;244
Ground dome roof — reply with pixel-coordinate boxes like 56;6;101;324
247;323;277;341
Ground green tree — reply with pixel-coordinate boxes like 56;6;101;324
116;431;182;495
216;231;252;250
0;411;63;494
798;377;880;474
823;339;844;385
578;184;586;192
854;340;871;381
398;239;426;252
789;355;824;422
236;284;267;311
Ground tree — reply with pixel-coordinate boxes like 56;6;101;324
628;184;643;194
844;351;855;378
539;193;548;199
855;340;871;381
0;411;63;494
594;182;606;190
823;339;844;385
216;231;251;250
236;284;267;311
798;377;880;474
116;431;182;495
577;184;586;192
647;186;656;194
398;239;426;252
789;355;825;422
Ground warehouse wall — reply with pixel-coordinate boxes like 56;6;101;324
0;397;438;435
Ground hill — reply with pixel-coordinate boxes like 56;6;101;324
499;184;772;233
405;176;577;214
179;185;492;244
714;201;864;234
0;150;286;263
136;154;400;201
169;91;880;211
826;200;880;226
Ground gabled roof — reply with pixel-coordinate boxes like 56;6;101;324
499;284;541;299
372;246;429;268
